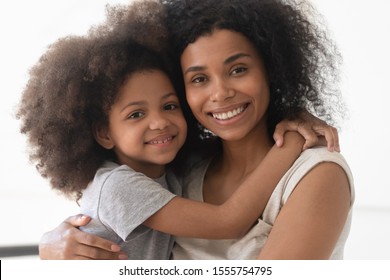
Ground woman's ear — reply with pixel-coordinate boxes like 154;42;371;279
93;123;114;150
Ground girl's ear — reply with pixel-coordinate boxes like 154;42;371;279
93;123;114;150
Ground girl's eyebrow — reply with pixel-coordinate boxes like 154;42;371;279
120;92;177;113
184;65;205;75
184;53;251;75
120;100;146;113
161;92;178;100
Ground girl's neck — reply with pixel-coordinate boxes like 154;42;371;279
115;157;166;179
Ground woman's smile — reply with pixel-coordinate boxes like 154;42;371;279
209;103;249;121
181;29;270;141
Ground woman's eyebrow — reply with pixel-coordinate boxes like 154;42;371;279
224;53;251;65
184;53;251;75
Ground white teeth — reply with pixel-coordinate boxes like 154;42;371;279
149;137;172;144
212;106;245;120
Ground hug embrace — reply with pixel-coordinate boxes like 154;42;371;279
17;0;353;260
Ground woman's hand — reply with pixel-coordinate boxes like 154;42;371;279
273;111;340;152
39;214;127;260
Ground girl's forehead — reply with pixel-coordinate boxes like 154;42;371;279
117;70;175;100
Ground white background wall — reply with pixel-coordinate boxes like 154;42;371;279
0;0;389;259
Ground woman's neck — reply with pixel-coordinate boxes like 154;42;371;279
203;122;273;204
220;124;273;177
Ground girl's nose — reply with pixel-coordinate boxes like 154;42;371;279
149;113;171;130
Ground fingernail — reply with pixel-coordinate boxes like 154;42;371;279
118;254;128;260
111;244;121;252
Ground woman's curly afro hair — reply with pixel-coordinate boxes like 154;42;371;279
162;0;344;137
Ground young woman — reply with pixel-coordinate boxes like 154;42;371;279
165;0;353;259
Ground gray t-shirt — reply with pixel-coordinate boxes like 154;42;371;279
80;161;182;259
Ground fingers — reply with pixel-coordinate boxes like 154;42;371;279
312;124;340;152
73;244;128;260
274;116;340;152
298;111;340;152
273;120;295;147
273;120;318;149
77;230;121;253
63;214;121;252
39;215;125;260
53;227;123;259
64;214;91;227
273;124;285;147
61;221;124;259
296;122;319;151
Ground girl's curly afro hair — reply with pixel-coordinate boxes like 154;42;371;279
16;0;175;200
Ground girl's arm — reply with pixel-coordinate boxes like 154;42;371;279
257;162;351;259
143;132;304;239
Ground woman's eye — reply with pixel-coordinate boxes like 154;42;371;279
231;67;247;75
164;103;179;111
128;111;144;119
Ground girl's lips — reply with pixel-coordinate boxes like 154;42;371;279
146;135;174;145
209;103;248;120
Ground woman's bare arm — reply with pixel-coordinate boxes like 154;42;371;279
257;162;351;259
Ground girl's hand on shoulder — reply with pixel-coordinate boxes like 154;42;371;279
273;111;340;152
39;214;127;260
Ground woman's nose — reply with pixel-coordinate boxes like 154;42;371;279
210;79;235;102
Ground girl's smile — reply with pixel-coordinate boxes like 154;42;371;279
95;70;187;178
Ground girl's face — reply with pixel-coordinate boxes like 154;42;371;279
95;70;187;178
181;29;270;141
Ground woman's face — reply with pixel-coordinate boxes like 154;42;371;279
180;29;270;141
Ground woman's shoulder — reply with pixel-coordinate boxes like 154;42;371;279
280;147;354;204
295;147;352;178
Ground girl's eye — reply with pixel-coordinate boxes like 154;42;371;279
231;67;247;75
192;76;207;84
128;111;144;119
164;103;179;111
